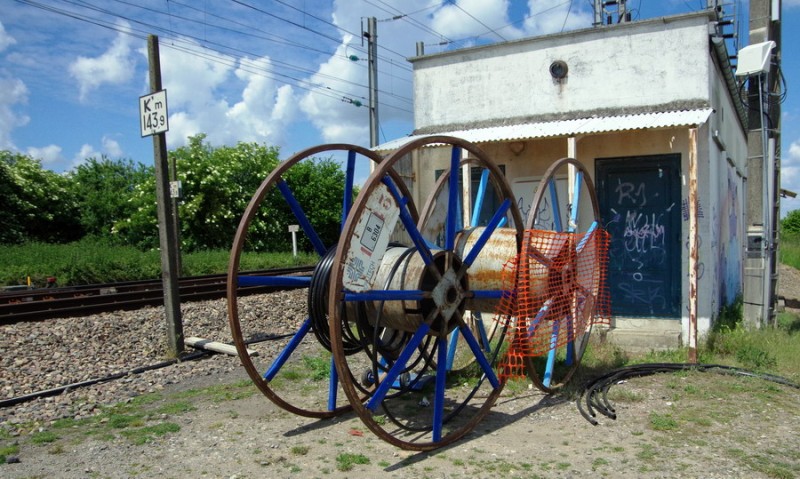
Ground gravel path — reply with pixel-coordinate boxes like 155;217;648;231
0;288;308;429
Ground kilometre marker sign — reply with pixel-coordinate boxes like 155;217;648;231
139;90;169;137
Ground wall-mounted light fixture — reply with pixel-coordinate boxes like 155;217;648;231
549;60;569;80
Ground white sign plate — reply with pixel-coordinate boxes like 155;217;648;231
139;90;169;137
342;182;400;292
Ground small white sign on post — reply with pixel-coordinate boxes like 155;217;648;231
288;224;300;257
139;90;169;137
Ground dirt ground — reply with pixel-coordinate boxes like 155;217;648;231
3;265;800;478
3;346;800;479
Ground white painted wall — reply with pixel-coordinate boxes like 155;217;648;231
412;13;714;130
401;10;750;344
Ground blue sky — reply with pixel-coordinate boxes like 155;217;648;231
1;0;798;213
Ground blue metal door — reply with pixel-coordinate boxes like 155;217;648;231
596;155;681;318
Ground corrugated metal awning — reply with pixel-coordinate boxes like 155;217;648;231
374;108;714;152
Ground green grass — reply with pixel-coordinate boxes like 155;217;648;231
119;422;181;445
1;444;20;464
649;412;678;431
0;378;266;466
335;453;370;472
0;238;316;287
173;379;256;403
779;231;800;269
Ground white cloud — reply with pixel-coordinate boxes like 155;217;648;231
522;0;594;35
0;21;16;52
102;136;123;157
26;144;63;166
69;21;136;101
785;0;800;7
782;140;800;216
299;36;370;143
153;39;299;149
69;136;125;168
431;0;517;41
0;72;29;150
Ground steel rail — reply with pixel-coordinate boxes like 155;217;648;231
0;267;313;323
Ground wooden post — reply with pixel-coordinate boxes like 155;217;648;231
147;34;184;357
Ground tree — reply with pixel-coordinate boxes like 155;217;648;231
113;136;350;252
0;151;82;244
0;159;26;244
782;209;800;235
69;156;153;239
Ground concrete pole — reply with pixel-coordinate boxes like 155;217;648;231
366;17;379;148
147;35;184;357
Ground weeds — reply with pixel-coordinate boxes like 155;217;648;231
335;453;370;471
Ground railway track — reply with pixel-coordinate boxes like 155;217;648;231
0;266;313;324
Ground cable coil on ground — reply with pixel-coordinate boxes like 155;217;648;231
576;362;800;425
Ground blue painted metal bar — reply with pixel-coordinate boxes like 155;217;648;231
237;276;312;287
446;146;460;251
446;329;459;371
327;356;339;411
277;179;327;256
344;290;428;302
382;177;435;266
527;298;553;338
471;168;490;227
462;198;511;267
264;318;312;381
568;171;583;233
564;312;576;367
548;178;563;232
432;337;448;442
543;320;561;388
474;312;492;354
366;324;431;412
576;221;599;253
341;150;356;228
470;290;505;300
459;322;500;389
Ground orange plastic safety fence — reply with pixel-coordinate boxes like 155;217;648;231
496;228;610;379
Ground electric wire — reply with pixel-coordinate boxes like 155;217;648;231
12;0;414;113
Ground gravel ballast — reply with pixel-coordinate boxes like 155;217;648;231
0;288;308;429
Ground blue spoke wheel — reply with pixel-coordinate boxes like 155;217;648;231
227;144;413;418
328;136;523;450
522;158;603;394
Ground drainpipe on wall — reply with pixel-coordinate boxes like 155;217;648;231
688;129;699;363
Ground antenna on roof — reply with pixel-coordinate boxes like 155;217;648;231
593;0;630;26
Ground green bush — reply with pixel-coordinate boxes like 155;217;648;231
69;156;153;239
112;135;348;253
0;151;82;244
781;209;800;234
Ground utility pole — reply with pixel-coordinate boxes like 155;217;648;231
146;34;184;356
365;17;379;148
743;0;782;327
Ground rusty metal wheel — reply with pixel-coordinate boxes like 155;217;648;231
418;156;513;374
521;157;603;394
328;136;523;450
227;144;412;418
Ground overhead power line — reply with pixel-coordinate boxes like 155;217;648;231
12;0;413;114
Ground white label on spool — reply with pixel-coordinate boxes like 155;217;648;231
343;182;400;292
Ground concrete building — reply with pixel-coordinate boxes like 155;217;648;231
376;9;759;351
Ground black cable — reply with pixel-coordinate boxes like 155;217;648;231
576;363;800;425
